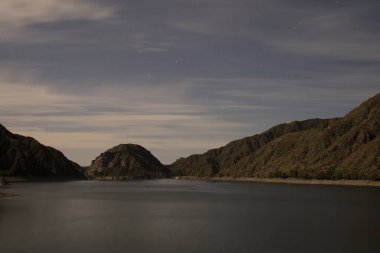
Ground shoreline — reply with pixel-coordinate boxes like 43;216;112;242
1;176;380;188
178;176;380;187
0;192;18;198
1;177;86;183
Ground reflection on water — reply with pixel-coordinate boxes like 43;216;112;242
1;180;380;253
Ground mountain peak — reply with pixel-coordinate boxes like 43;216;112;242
87;144;169;179
109;144;147;152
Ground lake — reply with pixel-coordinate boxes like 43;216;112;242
1;179;380;253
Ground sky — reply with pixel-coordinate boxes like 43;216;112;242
0;0;379;165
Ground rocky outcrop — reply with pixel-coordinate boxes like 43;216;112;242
0;124;84;179
170;93;380;180
86;144;169;179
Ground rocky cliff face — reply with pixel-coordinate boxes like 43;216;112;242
170;118;338;177
86;144;169;179
0;124;83;178
170;93;380;180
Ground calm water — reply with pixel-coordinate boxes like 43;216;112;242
1;180;380;253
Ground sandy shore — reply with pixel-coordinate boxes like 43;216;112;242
179;176;380;187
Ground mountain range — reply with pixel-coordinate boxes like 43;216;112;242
1;92;379;181
170;93;380;180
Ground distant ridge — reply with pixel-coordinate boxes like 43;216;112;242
2;93;379;181
0;124;83;179
170;93;380;180
86;144;170;179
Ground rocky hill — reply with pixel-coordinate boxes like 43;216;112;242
86;144;170;179
0;124;83;179
170;93;380;180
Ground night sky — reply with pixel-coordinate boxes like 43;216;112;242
1;0;379;165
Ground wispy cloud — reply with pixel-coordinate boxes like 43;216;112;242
0;0;115;24
0;75;250;165
0;0;116;42
1;0;379;165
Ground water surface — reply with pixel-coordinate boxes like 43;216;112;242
1;180;379;253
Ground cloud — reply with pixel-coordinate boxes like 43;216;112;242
0;0;116;42
1;63;378;165
0;0;115;24
0;75;251;165
253;5;380;61
1;0;379;165
167;0;380;61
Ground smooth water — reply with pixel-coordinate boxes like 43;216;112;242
1;180;379;253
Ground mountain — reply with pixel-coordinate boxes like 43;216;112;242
170;93;380;180
0;124;83;178
86;144;170;179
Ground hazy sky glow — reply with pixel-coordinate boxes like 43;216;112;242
1;0;379;165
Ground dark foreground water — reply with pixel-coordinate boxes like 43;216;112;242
1;180;380;253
